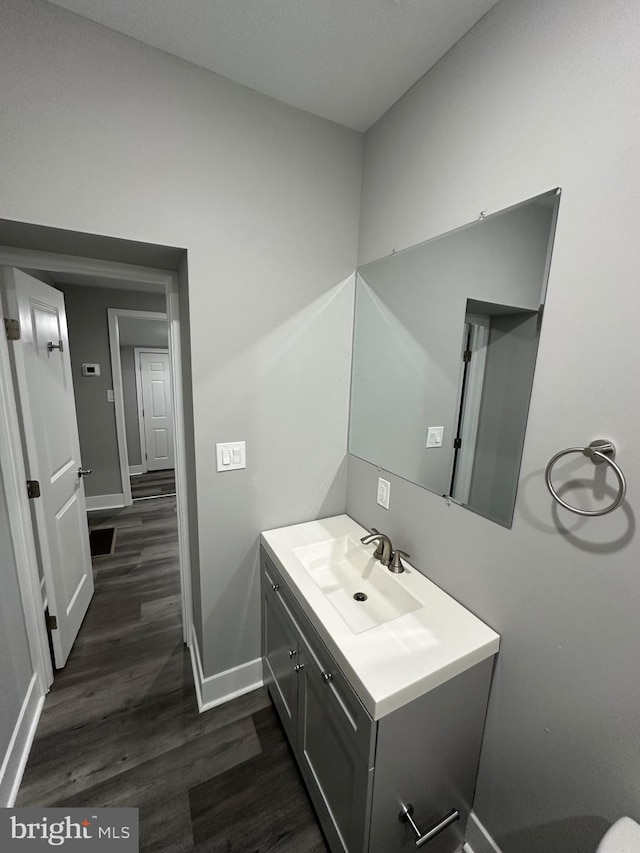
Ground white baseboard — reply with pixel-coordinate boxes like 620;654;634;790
0;673;45;807
189;624;263;713
86;493;125;512
128;465;144;476
465;812;502;853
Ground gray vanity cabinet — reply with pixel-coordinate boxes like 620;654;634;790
261;548;494;853
263;553;374;852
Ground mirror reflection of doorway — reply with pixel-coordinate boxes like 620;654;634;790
450;314;489;504
450;299;541;524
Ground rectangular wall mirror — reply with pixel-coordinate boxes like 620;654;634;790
349;189;561;527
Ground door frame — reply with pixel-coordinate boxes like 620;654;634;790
133;347;171;475
0;247;193;677
108;311;169;497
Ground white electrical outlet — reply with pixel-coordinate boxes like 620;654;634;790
377;477;390;509
426;426;444;447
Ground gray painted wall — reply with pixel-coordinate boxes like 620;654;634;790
0;0;362;679
350;1;640;851
56;283;167;497
0;464;35;795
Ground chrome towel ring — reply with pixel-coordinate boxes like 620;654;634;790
545;439;626;516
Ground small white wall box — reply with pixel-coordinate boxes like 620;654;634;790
426;426;444;447
82;363;101;376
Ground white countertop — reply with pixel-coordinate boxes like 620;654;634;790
261;514;500;720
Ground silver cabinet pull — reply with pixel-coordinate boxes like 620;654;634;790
288;649;297;658
321;671;333;683
77;467;92;478
271;583;280;591
47;340;64;352
294;663;304;673
399;804;459;848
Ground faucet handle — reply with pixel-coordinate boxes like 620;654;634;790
389;549;410;574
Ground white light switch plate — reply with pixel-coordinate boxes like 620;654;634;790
426;426;444;447
377;477;390;509
216;441;246;471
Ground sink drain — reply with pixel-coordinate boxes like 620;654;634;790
353;592;368;602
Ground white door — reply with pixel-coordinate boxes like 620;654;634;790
2;267;94;668
139;350;175;471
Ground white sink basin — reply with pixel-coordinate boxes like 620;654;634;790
261;514;500;719
292;535;423;633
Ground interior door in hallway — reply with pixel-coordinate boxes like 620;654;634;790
1;267;94;668
138;349;175;471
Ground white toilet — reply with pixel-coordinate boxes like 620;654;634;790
597;817;640;852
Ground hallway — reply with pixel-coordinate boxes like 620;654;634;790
17;497;328;852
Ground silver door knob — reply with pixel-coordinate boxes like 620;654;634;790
271;583;280;591
321;671;333;683
77;467;92;478
288;649;297;658
294;663;304;673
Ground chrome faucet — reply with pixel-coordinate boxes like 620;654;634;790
361;527;411;573
360;529;393;567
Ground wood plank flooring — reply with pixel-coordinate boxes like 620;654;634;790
131;470;177;499
17;496;328;853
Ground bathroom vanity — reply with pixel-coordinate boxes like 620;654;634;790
260;515;500;853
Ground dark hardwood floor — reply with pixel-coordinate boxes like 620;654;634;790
17;495;328;853
130;470;177;500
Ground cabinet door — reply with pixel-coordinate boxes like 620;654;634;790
369;658;494;853
262;572;300;745
297;634;374;853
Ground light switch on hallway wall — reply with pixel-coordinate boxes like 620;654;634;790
216;441;246;471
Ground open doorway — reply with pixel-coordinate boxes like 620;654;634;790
0;236;193;693
107;310;176;505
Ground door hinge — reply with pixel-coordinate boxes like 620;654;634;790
453;437;462;449
26;479;41;499
47;614;58;631
463;349;472;363
4;318;20;341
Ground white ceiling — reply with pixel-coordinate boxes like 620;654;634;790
44;0;500;131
